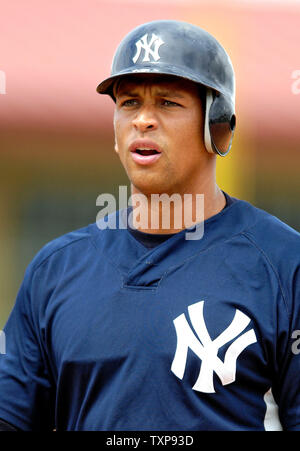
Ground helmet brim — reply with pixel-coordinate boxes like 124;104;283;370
96;64;227;100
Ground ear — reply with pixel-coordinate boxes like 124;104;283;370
113;113;119;155
114;137;119;155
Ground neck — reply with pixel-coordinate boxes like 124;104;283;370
129;179;226;235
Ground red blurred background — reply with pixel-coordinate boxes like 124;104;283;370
1;0;300;325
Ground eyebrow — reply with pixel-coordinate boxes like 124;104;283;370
157;90;185;99
117;89;185;99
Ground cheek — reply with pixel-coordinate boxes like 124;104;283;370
188;109;204;141
171;113;205;171
171;113;203;151
113;116;130;168
113;115;123;154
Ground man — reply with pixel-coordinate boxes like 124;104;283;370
0;20;299;431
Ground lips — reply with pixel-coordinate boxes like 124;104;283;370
129;139;162;166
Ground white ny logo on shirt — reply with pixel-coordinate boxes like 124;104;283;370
171;301;257;393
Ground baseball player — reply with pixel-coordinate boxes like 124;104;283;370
0;20;299;431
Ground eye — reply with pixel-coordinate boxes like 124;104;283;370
161;99;180;107
120;98;139;107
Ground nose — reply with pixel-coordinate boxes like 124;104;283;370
132;106;158;133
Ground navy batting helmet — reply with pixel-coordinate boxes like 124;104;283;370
97;20;236;156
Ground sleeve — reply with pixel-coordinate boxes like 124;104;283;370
272;264;300;431
0;418;19;431
0;264;55;431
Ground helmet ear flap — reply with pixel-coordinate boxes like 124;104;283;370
204;89;214;154
204;88;236;157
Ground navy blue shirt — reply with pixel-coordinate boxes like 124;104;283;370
0;196;299;430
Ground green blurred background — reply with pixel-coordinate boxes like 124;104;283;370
1;0;300;327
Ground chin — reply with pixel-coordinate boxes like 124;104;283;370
131;176;171;196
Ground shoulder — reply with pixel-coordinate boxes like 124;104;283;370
27;223;100;275
212;196;299;252
230;199;300;312
25;210;128;279
236;199;300;254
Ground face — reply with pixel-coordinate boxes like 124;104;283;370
113;74;211;196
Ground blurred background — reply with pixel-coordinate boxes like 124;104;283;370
0;0;300;327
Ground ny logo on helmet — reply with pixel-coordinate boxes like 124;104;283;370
171;301;257;393
132;33;165;64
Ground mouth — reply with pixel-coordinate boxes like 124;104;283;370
135;148;160;156
129;140;162;166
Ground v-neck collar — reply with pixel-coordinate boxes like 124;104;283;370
90;199;257;289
